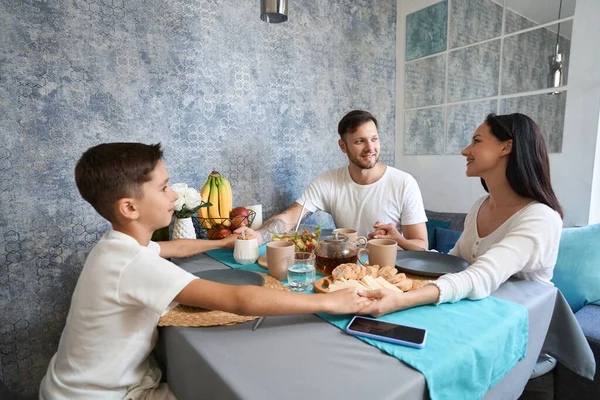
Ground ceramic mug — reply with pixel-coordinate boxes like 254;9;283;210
233;235;259;265
332;228;368;248
358;239;398;268
266;241;295;280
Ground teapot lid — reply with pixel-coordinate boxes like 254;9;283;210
323;232;349;243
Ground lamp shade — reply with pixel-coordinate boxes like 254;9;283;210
261;0;288;23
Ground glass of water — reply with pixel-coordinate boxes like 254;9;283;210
287;252;316;292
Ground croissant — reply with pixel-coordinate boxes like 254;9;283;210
378;266;398;280
388;273;407;284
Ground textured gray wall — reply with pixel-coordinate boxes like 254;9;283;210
0;0;396;394
403;0;569;155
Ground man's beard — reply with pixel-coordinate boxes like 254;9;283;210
349;152;379;169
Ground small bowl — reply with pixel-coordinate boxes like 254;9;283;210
270;224;321;252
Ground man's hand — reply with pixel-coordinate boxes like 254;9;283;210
324;289;374;315
368;221;402;242
368;221;427;251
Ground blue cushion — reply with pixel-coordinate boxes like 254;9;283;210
551;223;600;312
434;227;462;254
426;219;451;250
574;305;600;341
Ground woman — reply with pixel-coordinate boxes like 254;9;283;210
360;113;563;316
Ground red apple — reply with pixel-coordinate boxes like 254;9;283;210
207;227;231;239
230;207;250;230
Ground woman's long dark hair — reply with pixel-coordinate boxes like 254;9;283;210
481;113;563;218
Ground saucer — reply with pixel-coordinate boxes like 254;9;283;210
257;254;268;269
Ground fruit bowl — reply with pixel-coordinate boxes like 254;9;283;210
193;209;256;240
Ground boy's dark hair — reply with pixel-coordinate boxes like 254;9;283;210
75;142;164;222
482;113;563;218
338;110;378;137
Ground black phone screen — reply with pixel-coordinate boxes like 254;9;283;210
348;317;426;343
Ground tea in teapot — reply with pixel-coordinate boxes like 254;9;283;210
314;233;360;275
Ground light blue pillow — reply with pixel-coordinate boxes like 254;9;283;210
551;223;600;312
426;219;451;250
434;227;462;254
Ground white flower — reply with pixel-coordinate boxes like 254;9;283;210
171;182;204;217
171;183;188;195
183;188;202;209
174;196;185;212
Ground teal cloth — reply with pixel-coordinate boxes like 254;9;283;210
318;298;528;400
205;245;323;293
552;223;600;312
205;246;266;274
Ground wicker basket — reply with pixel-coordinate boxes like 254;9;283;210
192;209;256;240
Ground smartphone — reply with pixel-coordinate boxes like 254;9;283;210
346;316;427;349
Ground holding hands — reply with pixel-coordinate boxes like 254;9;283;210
326;288;375;314
356;289;406;317
368;221;403;243
368;221;428;251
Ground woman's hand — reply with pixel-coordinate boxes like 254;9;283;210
368;221;402;243
356;289;405;317
324;289;374;315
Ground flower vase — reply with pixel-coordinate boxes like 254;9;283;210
172;217;196;240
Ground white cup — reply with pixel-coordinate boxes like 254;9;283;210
233;236;259;264
246;204;263;230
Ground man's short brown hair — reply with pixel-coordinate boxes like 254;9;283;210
74;142;164;222
337;110;378;137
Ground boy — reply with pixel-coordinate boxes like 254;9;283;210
40;142;371;399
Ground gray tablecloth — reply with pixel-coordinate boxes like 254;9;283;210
156;253;594;400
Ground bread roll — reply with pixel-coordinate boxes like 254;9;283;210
395;278;413;291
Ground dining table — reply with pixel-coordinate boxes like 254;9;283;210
155;252;595;400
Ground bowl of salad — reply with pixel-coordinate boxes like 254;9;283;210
270;224;321;252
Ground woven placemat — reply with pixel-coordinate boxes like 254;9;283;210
158;272;288;327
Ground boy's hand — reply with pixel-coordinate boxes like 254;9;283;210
231;227;263;245
325;289;374;315
219;234;238;249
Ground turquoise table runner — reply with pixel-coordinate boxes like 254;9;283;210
206;245;325;292
318;299;528;400
206;247;266;274
205;247;529;400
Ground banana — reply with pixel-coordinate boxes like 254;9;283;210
217;176;233;219
199;176;212;228
207;176;220;223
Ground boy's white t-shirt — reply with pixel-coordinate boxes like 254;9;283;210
40;230;197;400
297;166;427;237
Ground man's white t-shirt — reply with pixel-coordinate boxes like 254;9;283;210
40;230;197;400
297;166;427;237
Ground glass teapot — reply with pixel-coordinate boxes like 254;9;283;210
315;232;366;275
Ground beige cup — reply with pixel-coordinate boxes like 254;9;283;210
358;239;398;267
332;228;368;248
266;241;295;280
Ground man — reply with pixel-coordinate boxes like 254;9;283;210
256;110;428;250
